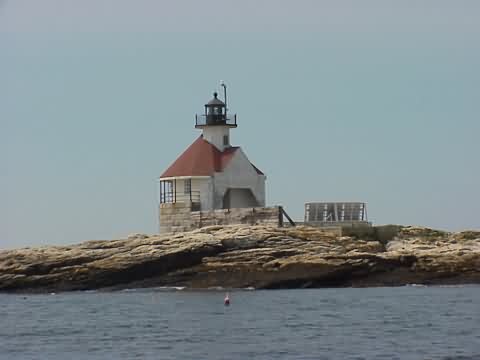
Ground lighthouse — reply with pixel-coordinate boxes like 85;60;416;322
159;87;266;233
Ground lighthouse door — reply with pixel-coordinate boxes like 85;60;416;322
222;188;258;209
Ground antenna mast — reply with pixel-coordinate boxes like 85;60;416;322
220;81;227;117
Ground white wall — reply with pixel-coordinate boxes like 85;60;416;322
212;148;266;209
193;178;213;210
202;126;230;151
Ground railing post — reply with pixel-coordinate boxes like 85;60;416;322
280;206;296;227
159;180;162;204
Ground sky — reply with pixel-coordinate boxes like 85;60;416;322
1;0;479;249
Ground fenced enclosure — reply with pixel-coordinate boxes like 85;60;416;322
305;202;368;223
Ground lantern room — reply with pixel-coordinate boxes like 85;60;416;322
195;91;237;129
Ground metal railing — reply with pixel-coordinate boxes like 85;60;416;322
195;114;237;127
160;191;200;204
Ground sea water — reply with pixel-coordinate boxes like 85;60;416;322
1;286;479;359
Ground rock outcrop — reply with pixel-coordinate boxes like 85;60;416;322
0;225;479;292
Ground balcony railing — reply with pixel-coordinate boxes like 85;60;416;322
160;191;200;204
195;114;237;127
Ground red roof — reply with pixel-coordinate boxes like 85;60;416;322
160;136;263;178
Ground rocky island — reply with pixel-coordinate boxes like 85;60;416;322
1;225;479;293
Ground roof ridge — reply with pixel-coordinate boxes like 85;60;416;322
160;138;263;178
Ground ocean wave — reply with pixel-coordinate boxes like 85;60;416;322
154;286;186;291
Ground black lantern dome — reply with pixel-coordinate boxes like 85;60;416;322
206;92;225;106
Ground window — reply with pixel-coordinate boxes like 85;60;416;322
160;180;174;203
184;178;191;194
223;135;229;146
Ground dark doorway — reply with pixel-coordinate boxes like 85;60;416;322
223;188;258;209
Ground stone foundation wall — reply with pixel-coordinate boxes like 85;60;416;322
159;204;281;234
159;202;195;234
